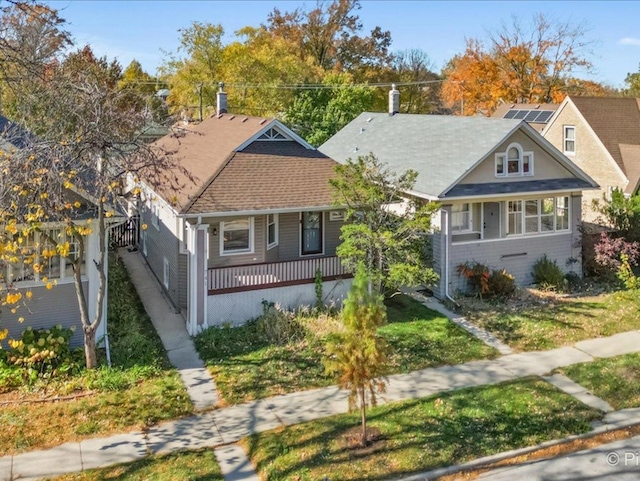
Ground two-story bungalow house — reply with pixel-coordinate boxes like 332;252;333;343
320;88;598;298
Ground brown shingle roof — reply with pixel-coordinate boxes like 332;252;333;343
570;96;640;176
620;144;640;195
150;114;272;212
187;141;338;214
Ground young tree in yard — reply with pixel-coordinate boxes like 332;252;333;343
0;44;181;368
324;264;388;447
330;154;439;295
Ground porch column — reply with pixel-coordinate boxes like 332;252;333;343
187;223;209;335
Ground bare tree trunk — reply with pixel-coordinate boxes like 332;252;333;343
71;233;94;368
360;385;367;447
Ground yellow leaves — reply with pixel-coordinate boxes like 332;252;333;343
0;329;7;342
40;192;48;200
25;290;33;300
45;281;56;290
56;241;70;258
132;187;141;196
141;223;148;231
73;201;81;208
5;292;23;304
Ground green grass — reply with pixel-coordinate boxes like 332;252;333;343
195;295;498;405
559;352;640;410
46;449;224;480
461;289;640;352
243;378;601;480
0;255;193;455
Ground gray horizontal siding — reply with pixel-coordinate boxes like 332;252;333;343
2;282;87;347
448;233;576;293
208;216;265;268
140;204;181;310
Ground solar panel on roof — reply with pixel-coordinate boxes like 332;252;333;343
513;110;528;120
524;111;541;122
504;109;518;119
536;111;554;123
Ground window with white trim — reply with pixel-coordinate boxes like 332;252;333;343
508;197;570;236
563;126;575;154
5;229;86;284
220;218;254;255
163;257;169;289
451;203;472;232
495;143;534;177
508;200;523;235
267;214;278;249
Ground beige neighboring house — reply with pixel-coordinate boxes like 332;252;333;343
542;96;640;223
320;89;598;298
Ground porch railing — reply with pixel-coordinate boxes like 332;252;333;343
208;255;351;294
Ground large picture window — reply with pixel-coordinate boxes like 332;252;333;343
508;197;570;236
220;218;254;255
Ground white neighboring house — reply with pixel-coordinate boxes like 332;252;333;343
320;88;599;298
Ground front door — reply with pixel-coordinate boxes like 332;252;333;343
483;202;501;240
301;211;323;255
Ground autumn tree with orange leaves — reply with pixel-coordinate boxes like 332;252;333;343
442;14;598;115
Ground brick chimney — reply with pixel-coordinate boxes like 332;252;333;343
389;84;399;115
217;82;228;115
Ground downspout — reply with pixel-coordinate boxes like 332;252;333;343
442;209;460;308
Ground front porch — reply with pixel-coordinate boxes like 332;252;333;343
208;255;350;294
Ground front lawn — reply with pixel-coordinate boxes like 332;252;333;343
459;289;640;352
46;449;224;481
0;256;193;455
559;353;640;410
195;295;498;405
243;378;601;480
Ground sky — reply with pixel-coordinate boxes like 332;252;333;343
47;0;640;89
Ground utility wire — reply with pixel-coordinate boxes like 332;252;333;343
119;79;444;89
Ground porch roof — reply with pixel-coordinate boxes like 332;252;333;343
186;141;339;215
442;178;595;199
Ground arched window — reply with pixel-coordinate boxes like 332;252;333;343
495;143;533;177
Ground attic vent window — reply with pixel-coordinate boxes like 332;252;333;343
257;127;288;141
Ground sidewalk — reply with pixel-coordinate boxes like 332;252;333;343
3;325;640;480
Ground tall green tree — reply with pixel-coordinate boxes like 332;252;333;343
220;26;316;116
159;22;225;118
324;264;388;447
624;64;640;96
0;44;181;368
0;1;70;118
330;154;439;295
266;0;391;78
284;72;374;146
118;60;169;123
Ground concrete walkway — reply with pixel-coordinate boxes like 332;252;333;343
4;326;640;480
119;250;218;411
402;288;514;355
